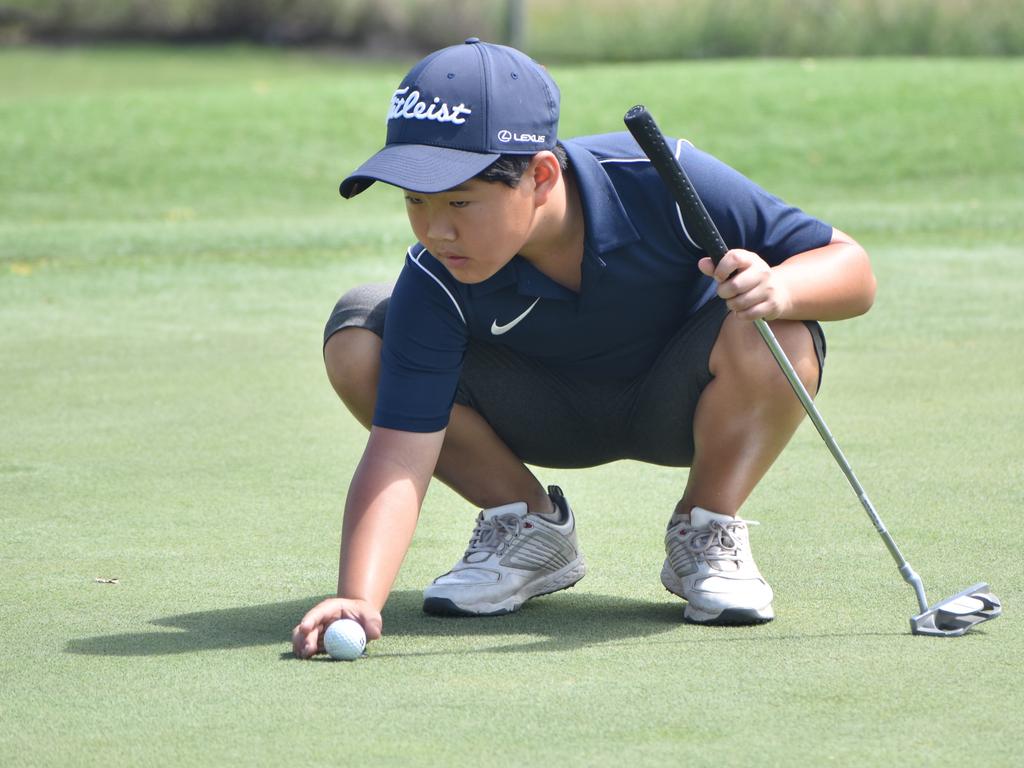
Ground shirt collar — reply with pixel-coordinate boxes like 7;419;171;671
563;138;641;255
466;138;640;299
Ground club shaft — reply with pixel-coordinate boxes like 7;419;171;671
753;318;929;612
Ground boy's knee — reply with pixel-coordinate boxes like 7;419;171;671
324;328;382;420
713;315;819;397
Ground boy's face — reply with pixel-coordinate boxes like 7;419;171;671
403;175;536;284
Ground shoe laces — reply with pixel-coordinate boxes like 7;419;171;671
684;520;756;571
465;513;523;556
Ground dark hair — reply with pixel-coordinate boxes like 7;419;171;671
475;143;569;187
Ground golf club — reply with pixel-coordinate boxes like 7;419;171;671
623;104;1002;637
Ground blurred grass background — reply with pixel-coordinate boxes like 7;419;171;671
2;0;1024;58
3;49;1021;271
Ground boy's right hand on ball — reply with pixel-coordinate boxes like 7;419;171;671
292;597;383;659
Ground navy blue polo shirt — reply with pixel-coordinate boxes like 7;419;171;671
374;132;832;432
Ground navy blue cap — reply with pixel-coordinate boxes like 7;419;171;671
340;38;560;198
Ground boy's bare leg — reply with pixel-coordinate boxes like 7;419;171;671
675;313;820;518
324;328;554;515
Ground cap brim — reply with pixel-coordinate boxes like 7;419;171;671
339;144;500;198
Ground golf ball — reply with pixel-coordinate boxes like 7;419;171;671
324;618;366;661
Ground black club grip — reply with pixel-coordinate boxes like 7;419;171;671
623;105;729;265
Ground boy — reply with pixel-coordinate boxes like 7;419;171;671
292;38;875;658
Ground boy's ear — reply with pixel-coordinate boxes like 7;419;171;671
527;151;561;204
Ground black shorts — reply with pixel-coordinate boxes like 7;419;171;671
325;283;826;469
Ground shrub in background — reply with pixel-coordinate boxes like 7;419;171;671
0;0;502;49
1;0;1021;57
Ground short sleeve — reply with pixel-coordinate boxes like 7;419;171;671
679;144;833;265
373;253;468;432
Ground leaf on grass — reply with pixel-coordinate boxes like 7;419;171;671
94;577;120;585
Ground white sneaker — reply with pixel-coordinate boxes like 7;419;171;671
423;486;586;616
660;506;774;624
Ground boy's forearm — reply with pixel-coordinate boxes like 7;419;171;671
775;228;876;322
337;426;445;611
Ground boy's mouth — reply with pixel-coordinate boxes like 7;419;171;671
438;251;468;266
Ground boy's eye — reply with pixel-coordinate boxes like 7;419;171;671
404;195;423;205
450;200;470;208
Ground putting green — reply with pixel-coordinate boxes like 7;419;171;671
1;47;1021;767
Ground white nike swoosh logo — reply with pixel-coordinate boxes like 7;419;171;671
490;297;541;335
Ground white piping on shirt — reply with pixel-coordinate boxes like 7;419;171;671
408;245;467;325
669;138;702;252
598;139;701;253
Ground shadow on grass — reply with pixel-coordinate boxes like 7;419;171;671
66;589;689;657
66;590;906;658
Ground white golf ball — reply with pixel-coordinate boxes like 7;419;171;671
324;618;366;661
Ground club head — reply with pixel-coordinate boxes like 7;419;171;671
910;583;1002;637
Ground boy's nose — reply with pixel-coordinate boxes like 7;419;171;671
426;214;456;243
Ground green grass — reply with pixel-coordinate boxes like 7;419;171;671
2;46;1023;767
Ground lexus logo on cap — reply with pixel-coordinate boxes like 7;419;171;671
497;129;546;143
